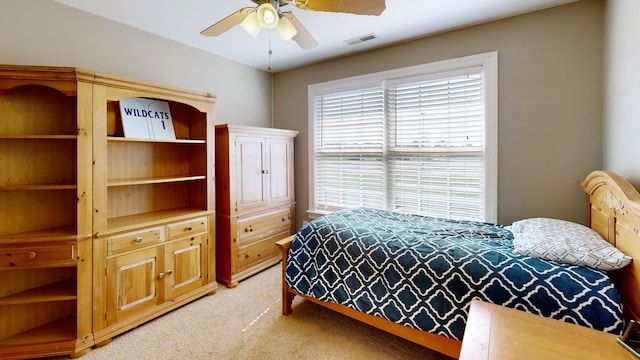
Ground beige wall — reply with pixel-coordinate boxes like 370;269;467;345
274;0;605;227
0;0;273;128
604;0;640;186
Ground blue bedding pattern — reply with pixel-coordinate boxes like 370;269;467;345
285;208;625;340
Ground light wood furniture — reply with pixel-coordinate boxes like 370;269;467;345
0;64;218;359
459;299;635;359
581;171;640;322
0;66;94;358
216;124;298;287
276;170;640;359
91;71;218;346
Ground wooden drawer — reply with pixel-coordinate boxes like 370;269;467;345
236;208;291;246
108;227;163;256
237;232;286;271
167;217;208;240
0;243;76;268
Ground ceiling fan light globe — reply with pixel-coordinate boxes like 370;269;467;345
257;3;279;29
240;12;261;37
276;16;298;41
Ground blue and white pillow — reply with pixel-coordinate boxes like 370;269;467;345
510;217;632;271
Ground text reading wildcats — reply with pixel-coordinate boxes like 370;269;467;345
121;107;170;120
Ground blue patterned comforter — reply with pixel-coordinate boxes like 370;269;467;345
285;208;625;340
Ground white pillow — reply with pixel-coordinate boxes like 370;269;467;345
510;217;632;271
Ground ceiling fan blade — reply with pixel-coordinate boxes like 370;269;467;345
282;12;318;50
200;8;253;36
296;0;386;16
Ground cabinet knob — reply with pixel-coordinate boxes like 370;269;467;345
166;269;173;275
28;251;37;260
158;272;165;279
261;169;270;174
186;226;193;231
135;237;143;243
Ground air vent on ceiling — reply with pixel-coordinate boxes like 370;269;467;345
344;33;378;46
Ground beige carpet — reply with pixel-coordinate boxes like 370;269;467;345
54;265;455;360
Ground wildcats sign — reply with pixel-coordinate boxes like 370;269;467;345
119;97;176;140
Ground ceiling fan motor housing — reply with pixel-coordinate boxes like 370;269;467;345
251;0;291;10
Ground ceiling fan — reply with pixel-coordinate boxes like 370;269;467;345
200;0;386;50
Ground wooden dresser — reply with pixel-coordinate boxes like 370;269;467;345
215;124;298;287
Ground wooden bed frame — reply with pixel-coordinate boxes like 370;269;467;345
275;170;640;359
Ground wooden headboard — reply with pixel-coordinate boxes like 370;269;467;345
580;170;640;322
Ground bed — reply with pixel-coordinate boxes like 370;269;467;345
275;170;640;358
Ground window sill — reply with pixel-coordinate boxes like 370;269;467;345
306;209;331;221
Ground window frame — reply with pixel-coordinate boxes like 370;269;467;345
307;51;498;222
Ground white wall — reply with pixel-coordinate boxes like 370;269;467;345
604;0;640;187
274;0;605;226
0;0;273;127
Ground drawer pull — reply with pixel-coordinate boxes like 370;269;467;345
186;226;193;231
158;272;165;279
167;269;173;275
28;251;37;260
135;237;143;243
245;226;253;232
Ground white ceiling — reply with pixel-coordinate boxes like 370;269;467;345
52;0;578;73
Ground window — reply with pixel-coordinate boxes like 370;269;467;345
308;52;498;222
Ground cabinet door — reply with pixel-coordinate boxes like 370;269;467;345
266;137;294;206
106;246;162;325
165;234;206;299
234;135;267;214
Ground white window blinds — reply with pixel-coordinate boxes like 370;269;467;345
310;52;497;222
314;87;386;212
387;70;485;221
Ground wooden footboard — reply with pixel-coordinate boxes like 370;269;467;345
274;234;462;359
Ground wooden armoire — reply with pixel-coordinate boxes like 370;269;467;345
215;124;298;287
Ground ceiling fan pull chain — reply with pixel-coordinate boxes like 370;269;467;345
268;31;273;72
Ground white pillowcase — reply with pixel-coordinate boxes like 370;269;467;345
510;217;632;271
